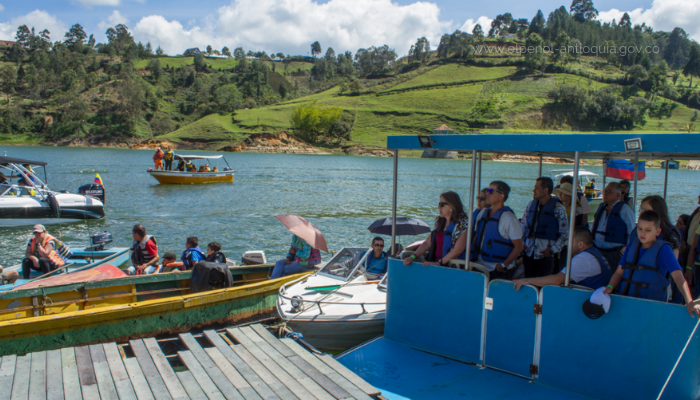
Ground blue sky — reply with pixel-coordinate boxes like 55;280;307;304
0;0;693;56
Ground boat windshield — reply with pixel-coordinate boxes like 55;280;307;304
317;247;369;281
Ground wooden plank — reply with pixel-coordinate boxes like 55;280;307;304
177;351;225;400
0;355;17;400
176;371;208;400
280;339;373;400
315;354;380;397
178;333;243;400
227;328;316;400
202;331;279;400
11;354;31;400
238;328;339;400
28;351;46;400
230;346;296;400
204;330;280;400
123;358;156;400
129;339;172;400
103;343;137;400
60;348;82;400
89;344;119;400
204;347;262;400
249;325;295;357
46;350;64;400
143;338;188;400
74;346;100;400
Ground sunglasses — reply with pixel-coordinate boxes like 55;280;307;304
374;244;384;248
477;196;487;201
438;202;449;208
604;189;615;194
486;188;503;195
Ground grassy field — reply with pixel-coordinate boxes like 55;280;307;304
134;56;240;70
157;59;700;149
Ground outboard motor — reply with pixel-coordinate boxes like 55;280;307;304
78;183;105;204
47;192;61;218
87;231;113;251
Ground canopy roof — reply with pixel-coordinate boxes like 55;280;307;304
388;133;700;160
0;156;48;166
552;170;599;179
174;154;223;160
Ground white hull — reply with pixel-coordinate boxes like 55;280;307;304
0;218;87;227
286;313;385;351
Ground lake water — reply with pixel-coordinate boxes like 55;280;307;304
1;146;698;267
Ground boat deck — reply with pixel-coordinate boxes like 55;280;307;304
338;337;594;400
0;323;380;400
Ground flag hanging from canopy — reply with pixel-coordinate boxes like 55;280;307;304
605;160;646;181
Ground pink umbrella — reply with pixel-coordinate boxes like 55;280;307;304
274;214;329;253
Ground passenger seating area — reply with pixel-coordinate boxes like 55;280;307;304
338;259;700;400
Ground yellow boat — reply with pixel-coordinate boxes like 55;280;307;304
0;263;308;356
148;154;234;184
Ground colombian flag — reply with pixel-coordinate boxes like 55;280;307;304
94;173;104;186
605;160;646;181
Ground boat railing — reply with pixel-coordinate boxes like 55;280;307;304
278;275;385;315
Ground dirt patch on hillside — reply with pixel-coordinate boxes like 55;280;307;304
219;132;329;154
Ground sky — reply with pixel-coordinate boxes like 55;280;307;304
0;0;697;57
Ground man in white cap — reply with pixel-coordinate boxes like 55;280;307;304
22;224;58;279
513;227;612;291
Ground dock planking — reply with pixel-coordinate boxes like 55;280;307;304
0;323;379;400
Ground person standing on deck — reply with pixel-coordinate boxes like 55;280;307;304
591;182;635;273
163;147;175;171
584;178;596;200
153;147;164;171
521;177;569;278
472;181;523;280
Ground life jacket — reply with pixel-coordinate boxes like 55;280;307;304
212;167;219;172
182;247;207;270
164;150;174;161
131;235;157;266
576;247;613;290
154;150;164;161
428;221;466;262
619;238;670;301
205;251;227;264
592;202;629;245
186;162;196;172
363;251;388;274
471;207;515;262
177;161;186;171
584;182;596;197
524;197;562;241
628;225;681;248
198;166;206;172
30;234;71;267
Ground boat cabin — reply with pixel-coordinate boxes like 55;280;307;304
336;133;700;400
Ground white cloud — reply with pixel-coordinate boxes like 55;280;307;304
0;10;66;41
0;4;5;12
132;0;451;56
98;10;129;31
598;0;700;41
71;0;121;6
460;16;493;35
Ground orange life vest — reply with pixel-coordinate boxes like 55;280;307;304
30;234;65;267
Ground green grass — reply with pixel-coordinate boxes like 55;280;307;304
158;113;247;144
135;56;239;70
391;65;517;91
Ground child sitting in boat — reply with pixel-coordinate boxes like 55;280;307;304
604;210;700;317
182;236;206;270
206;242;227;263
160;251;184;272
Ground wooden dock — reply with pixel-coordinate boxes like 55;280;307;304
0;324;380;400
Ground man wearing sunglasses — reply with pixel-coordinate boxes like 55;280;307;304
341;237;389;280
591;182;635;271
472;181;523;280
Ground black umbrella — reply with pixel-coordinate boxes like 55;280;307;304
367;217;431;236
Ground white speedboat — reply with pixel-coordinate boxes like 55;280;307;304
0;156;105;227
276;247;387;351
551;169;604;219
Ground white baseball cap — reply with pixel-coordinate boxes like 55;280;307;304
582;287;611;319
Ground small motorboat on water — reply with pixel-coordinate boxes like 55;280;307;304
147;154;234;184
0;156;105;227
277;247;387;351
551;169;605;220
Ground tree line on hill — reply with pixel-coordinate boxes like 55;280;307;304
0;0;699;142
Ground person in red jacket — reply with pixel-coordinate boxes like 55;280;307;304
153;147;164;170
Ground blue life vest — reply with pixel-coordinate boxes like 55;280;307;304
576;247;613;290
619;238;670;301
471;207;515;262
364;250;388;274
524;197;562;241
182;247;206;270
428;221;466;263
628;225;681;248
592;202;629;245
